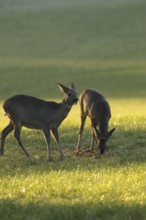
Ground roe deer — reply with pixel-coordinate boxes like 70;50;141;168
77;89;115;154
0;83;78;161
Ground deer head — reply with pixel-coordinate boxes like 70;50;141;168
58;83;78;106
95;128;116;154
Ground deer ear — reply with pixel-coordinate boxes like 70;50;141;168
107;128;115;137
58;83;69;93
70;82;75;89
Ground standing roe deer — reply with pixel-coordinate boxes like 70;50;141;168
77;89;115;154
0;83;78;161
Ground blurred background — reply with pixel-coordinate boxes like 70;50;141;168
0;0;146;103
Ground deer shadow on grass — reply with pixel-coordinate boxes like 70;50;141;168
0;198;145;220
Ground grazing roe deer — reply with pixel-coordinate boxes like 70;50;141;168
77;89;115;154
0;83;78;161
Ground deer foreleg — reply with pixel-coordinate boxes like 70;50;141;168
51;128;64;160
90;129;98;152
43;128;51;161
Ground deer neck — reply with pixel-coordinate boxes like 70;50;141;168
99;118;108;137
61;99;72;110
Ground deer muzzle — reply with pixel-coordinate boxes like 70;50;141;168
74;98;78;104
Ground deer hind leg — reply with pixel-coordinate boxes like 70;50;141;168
0;121;14;155
77;114;87;150
14;123;31;159
51;128;64;160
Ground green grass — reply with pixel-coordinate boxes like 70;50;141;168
0;0;146;219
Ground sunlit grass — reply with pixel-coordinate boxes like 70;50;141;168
0;155;146;220
62;98;146;128
0;164;145;204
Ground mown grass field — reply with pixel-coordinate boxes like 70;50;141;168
0;0;146;219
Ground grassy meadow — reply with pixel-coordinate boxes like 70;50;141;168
0;0;146;219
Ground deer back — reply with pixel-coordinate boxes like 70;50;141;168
79;89;111;117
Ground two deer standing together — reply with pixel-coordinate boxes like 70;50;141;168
0;83;115;161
